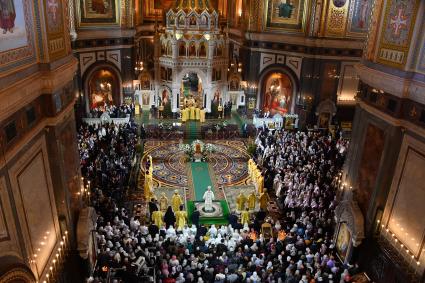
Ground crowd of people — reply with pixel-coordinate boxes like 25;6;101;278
78;103;357;282
88;104;135;118
77;117;141;281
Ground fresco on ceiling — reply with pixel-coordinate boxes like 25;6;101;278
266;0;306;31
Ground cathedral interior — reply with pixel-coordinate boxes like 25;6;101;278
0;0;425;282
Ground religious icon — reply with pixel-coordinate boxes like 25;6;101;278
268;0;305;29
162;89;170;105
169;15;175;25
357;0;369;28
189;15;196;26
262;73;292;116
230;77;239;90
0;0;16;34
80;0;118;26
213;90;220;104
142;92;150;105
178;14;185;27
318;112;330;128
200;15;207;26
189;42;196;57
179;42;186;57
336;222;351;262
199;42;206;57
47;0;59;24
91;0;108;14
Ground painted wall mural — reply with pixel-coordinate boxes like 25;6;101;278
348;0;372;34
0;0;37;74
262;72;293;116
44;0;67;60
265;0;306;31
377;0;420;67
78;0;119;26
336;222;351;262
0;0;28;52
357;123;385;216
46;0;63;34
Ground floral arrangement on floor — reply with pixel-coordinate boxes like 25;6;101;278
215;120;228;131
179;140;217;162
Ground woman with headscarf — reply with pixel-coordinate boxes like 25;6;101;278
164;205;176;229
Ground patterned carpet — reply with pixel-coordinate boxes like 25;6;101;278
142;140;250;201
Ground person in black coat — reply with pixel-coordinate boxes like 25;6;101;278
191;207;200;227
148;198;159;216
228;211;238;229
164;206;176;228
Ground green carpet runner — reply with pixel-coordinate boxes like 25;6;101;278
187;161;230;225
190;162;213;200
141;110;150;125
186;121;199;142
232;111;245;134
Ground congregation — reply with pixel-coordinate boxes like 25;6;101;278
88;104;135;119
76;107;358;283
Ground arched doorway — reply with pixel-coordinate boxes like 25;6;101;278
259;70;296;116
85;66;121;110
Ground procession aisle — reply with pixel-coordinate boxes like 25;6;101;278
186;121;199;142
190;162;214;201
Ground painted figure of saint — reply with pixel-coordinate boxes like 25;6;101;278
278;0;294;19
47;0;59;24
358;0;368;28
91;0;107;14
162;89;169;105
0;0;16;34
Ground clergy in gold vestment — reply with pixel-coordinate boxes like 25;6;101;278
181;108;188;122
200;109;206;122
171;190;183;212
248;159;254;178
190;106;195;120
247;192;257;210
257;174;264;194
175;208;187;230
236;192;247;211
152;210;164;227
159;193;168;212
241;209;250;226
259;190;270;211
144;170;153;200
195;107;200;120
